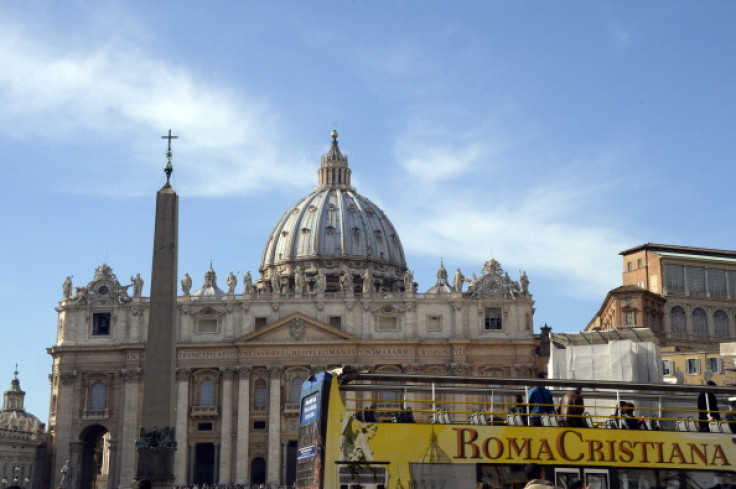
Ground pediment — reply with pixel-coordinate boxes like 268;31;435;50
235;313;359;344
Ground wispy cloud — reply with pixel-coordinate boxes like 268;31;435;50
387;124;630;299
0;19;312;197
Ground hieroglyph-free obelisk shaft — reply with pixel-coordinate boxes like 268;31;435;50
135;131;179;482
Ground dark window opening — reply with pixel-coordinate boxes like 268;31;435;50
92;313;111;336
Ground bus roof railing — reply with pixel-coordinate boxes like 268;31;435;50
337;367;736;396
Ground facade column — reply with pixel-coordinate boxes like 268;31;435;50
188;443;196;484
106;439;118;489
235;367;251;484
219;368;235;484
173;368;191;485
118;369;143;489
266;366;282;486
53;371;78;489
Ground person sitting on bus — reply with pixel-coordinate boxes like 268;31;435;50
363;405;378;423
558;387;585;428
724;397;736;434
523;463;552;489
527;375;555;427
569;478;590;489
394;406;415;423
697;380;721;432
615;401;644;429
509;395;528;426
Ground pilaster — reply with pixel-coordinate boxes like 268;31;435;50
266;366;282;485
219;368;235;484
173;368;190;485
235;367;251;484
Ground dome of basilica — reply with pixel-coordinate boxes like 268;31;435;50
259;131;408;295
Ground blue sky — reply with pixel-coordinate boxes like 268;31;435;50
1;1;735;422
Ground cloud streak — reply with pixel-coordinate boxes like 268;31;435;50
0;20;312;197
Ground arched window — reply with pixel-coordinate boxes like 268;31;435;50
715;310;730;337
90;382;106;411
692;307;708;335
670;306;686;334
199;378;216;407
254;379;268;410
289;376;304;404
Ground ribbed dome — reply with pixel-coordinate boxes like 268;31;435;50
259;131;408;295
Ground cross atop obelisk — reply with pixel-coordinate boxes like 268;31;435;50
161;129;178;186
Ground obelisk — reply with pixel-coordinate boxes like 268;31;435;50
135;131;179;486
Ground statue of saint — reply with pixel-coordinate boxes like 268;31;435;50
131;274;144;298
340;270;353;293
404;270;415;293
243;271;253;294
294;266;304;295
362;268;373;294
271;269;281;295
181;273;192;296
315;269;326;294
520;270;529;297
226;271;237;295
453;268;465;293
62;276;73;300
60;460;73;489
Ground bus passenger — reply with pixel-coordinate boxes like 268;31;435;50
523;463;552;489
510;395;528;425
569;478;590;489
697;380;721;432
558;387;585;428
725;397;736;434
616;401;644;430
527;375;554;427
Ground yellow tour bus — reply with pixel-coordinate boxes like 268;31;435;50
295;368;736;489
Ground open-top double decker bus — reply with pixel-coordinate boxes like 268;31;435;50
295;368;736;489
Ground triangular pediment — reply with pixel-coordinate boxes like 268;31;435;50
235;313;359;344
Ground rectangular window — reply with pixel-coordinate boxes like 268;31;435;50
729;271;736;297
92;313;111;336
686;358;701;375
627;262;632;272
427;315;442;332
197;319;218;334
253;420;267;431
637;258;643;269
484;308;503;330
687;266;706;295
378;316;398;331
708;269;726;297
197;423;213;431
624;311;635;325
662;360;673;376
664;264;685;294
329;316;342;329
707;357;722;374
255;317;267;329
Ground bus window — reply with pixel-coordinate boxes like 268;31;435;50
555;468;580;488
583;469;609;489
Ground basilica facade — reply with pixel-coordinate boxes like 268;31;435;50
47;132;539;489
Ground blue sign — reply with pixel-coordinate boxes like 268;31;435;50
301;393;319;424
297;445;316;461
